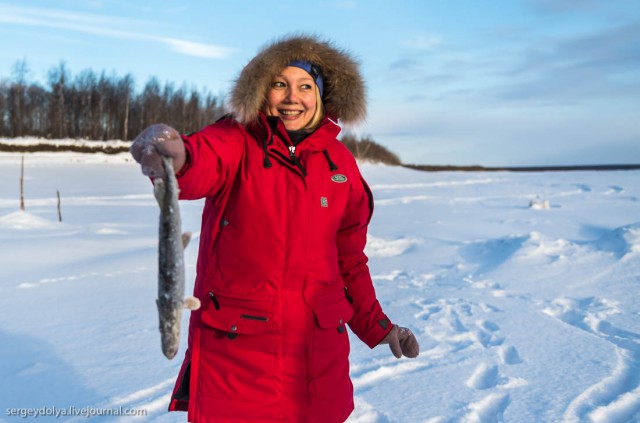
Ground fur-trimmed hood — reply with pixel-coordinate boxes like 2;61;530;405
229;34;367;125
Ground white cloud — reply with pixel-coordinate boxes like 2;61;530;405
161;38;233;59
401;35;443;51
0;3;233;59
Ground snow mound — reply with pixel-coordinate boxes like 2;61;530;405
529;198;550;210
461;235;528;273
517;231;590;262
595;223;640;257
0;211;58;230
365;235;419;258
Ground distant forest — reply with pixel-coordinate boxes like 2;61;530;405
0;60;227;141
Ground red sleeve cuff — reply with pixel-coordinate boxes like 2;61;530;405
175;148;191;178
353;315;394;349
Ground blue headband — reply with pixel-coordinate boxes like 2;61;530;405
288;60;323;98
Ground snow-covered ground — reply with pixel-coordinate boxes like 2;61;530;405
1;152;639;422
0;138;131;148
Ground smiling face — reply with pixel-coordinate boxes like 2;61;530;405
264;66;318;131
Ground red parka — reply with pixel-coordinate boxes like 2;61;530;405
167;34;393;423
168;113;392;422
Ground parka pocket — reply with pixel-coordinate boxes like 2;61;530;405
201;293;275;337
308;291;355;400
198;294;280;404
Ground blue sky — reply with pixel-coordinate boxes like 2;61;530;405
0;0;638;166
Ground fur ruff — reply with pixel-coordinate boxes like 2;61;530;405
229;34;367;125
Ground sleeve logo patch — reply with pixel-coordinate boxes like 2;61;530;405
378;319;390;330
331;174;348;183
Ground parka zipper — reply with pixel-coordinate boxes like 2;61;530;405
288;145;308;176
261;115;307;177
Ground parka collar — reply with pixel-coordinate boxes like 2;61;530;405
249;112;341;152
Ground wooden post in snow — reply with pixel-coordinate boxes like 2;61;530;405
20;155;25;211
57;190;62;222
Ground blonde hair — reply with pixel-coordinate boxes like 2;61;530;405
302;85;325;132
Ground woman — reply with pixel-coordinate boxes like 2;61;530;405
131;34;419;423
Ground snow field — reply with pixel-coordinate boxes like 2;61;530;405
0;153;639;422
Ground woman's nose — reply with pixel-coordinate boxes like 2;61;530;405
284;88;298;103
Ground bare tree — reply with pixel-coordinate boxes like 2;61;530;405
0;80;6;136
9;59;29;137
120;74;134;141
1;60;226;140
48;61;69;139
341;133;401;165
26;84;48;136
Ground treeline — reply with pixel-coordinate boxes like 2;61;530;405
0;60;226;140
341;133;402;166
1;59;404;166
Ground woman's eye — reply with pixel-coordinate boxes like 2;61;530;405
301;84;312;90
272;81;286;88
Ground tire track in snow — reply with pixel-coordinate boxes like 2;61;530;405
562;348;640;423
543;297;640;422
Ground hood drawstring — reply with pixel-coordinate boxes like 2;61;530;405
262;132;273;169
261;116;280;169
322;149;338;171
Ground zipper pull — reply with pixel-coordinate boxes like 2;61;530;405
208;291;221;310
287;145;307;176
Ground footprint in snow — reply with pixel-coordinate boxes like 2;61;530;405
474;320;504;348
605;185;624;194
462;393;510;423
415;299;505;351
498;345;523;365
463;275;525;300
346;397;392;423
466;363;500;390
575;183;592;193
